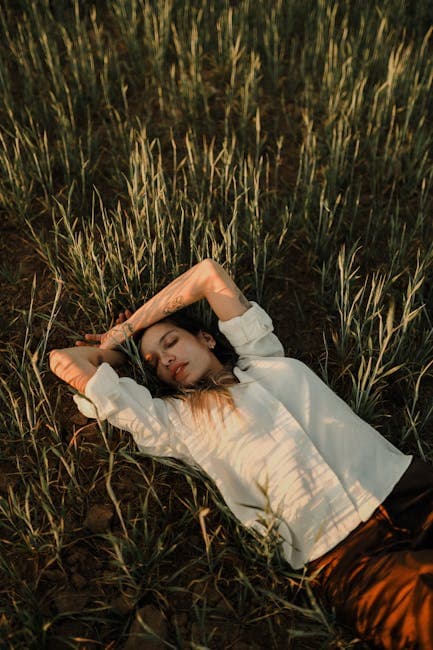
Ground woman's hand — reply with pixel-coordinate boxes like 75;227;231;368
113;308;134;325
50;346;126;392
75;309;134;349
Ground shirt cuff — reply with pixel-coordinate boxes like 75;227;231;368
218;301;274;347
73;394;98;419
82;363;122;420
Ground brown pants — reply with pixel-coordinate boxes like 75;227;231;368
307;457;433;649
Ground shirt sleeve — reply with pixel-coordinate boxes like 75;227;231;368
218;301;285;359
73;362;177;457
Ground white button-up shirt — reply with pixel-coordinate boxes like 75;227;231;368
75;302;411;569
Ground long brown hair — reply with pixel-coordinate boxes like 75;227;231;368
134;309;239;420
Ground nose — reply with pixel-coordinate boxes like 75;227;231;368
160;351;175;367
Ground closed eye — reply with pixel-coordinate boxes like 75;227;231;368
144;337;178;369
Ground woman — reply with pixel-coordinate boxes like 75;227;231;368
50;258;433;649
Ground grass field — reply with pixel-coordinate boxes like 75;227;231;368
1;0;433;647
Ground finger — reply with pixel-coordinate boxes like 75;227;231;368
84;333;102;341
124;309;133;319
115;313;126;325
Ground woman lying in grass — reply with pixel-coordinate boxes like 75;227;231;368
50;258;433;649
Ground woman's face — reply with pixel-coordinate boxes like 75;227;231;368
140;321;224;388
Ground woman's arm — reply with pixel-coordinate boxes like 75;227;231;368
87;259;251;350
49;346;126;393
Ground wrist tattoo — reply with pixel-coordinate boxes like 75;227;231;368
237;291;250;308
163;296;185;315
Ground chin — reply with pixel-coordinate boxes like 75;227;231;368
178;376;201;389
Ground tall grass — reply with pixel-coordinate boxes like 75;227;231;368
1;0;433;647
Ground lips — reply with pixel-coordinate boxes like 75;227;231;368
170;362;188;380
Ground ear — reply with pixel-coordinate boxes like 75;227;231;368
198;330;216;349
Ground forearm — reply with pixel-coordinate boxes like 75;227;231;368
99;258;250;349
49;347;125;393
124;259;213;333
